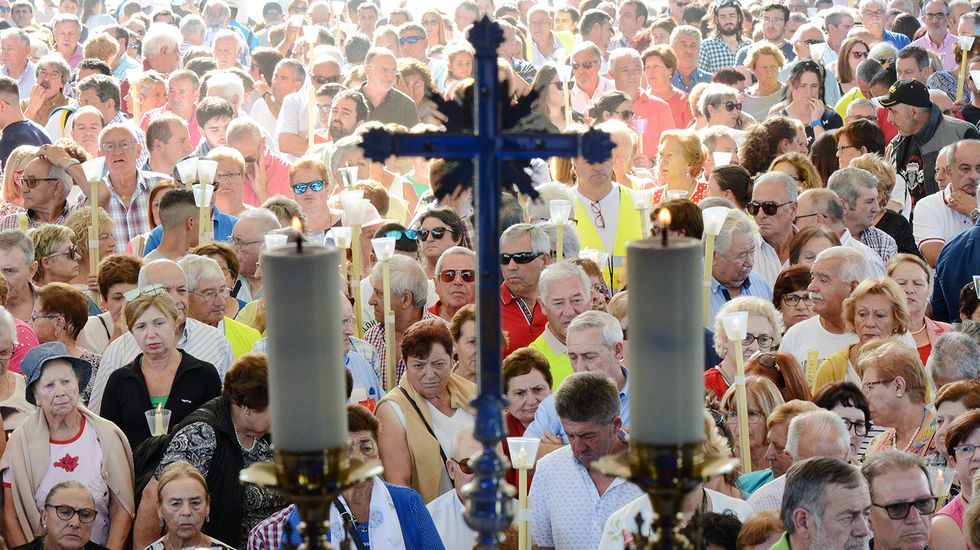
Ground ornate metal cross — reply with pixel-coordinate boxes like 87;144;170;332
359;17;614;548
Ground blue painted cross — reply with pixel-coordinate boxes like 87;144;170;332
359;17;614;548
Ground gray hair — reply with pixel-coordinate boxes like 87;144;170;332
927;332;980;387
138;259;185;288
536;221;580;260
846;98;876;116
814;246;872;284
699;83;740;118
823;6;855;28
206;72;245;107
567;310;623;348
434;246;475;274
828;167;878;208
702;126;736;153
782;457;867;533
363;46;396;66
0;306;18;346
226;117;263;142
800;188;845;224
142;23;182;59
0;229;34;264
37;54;71;86
43;481;91;508
868;41;899;61
755;172;800;202
202;0;231;27
500;223;550;255
786;410;851;460
714;209;757;256
179;15;206;40
212;29;242;53
98;122;136;145
538;262;591;305
50;13;82;33
276;58;307;84
669;24;702;45
237;207;282;234
526;183;576;223
0;28;30;48
554;371;620;424
608;47;640;74
856;58;885;84
77;75;121;113
45;159;73;196
370;255;428;309
570;40;602;62
177;254;224;292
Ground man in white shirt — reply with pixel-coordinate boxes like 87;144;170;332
250;58;305;138
527;7;566;67
780;246;870;384
426;434;484;549
796;188;886;275
569;42;614;115
913;139;980;267
751;172;798;286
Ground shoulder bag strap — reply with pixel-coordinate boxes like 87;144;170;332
333;499;368;550
396;387;455;488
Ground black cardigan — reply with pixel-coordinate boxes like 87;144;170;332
99;351;221;450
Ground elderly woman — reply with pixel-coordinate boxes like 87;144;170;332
769;152;823;191
655;129;708;203
0;145;38;219
934;381;980;465
740;116;808;176
701;126;741;177
705;297;782;401
208;147;248;216
745;351;812;402
0;306;33;433
721;376;785;473
742;43;786;122
289;158;340;237
416;208;469;280
776;61;843;147
135;353;286;548
32;225;80;288
376;319;477;504
191;242;243;318
67;107;106;160
788;225;841;268
812;277;912;393
860;339;939;459
0;342;134;549
931;410;980;549
78;255;141;355
772;265;814;331
20;480;109;550
100;293;221;449
813;382;872;463
145;462;234;549
706;165;752;212
886;254;951;365
32;283;102;405
448;304;477;384
65;207;116;299
698;83;743;133
501;347;553;484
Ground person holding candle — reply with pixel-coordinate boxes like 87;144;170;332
860;339;940;461
707;212;774;327
706;297;783;401
500;347;553;484
934;381;980;466
528;263;593;391
144;461;234;550
931;410;980;549
654;129;709;204
0;342;134;549
375;319;476;504
720;376;785;473
448;304;477;385
886;254;951;366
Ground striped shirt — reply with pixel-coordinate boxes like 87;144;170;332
859;226;899;265
87;318;234;414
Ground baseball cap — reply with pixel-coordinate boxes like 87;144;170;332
263;2;284;17
21;342;92;406
876;79;932;109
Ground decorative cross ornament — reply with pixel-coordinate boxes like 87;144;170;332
359;17;614;548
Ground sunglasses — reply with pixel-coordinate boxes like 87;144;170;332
123;283;167;301
386;229;419;241
439;269;476;283
804;39;825;46
399;36;424;45
417;227;453;241
873;497;938;520
21;176;61;189
500;251;545;265
552;81;565;91
851;50;869;58
615;109;635;120
47;246;79;261
311;74;340;86
746;200;793;216
292;180;325;194
723;101;743;112
571;60;597;71
452;457;473;475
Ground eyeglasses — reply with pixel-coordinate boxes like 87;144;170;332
954;443;980;459
47;246;80;261
30;313;61;323
724;409;766;424
439;269;476;283
861;9;886;17
311;74;340;86
45;504;98;524
399;35;424;45
746;200;794;216
385;229;419;241
872;497;938;520
292;180;325;194
417;227;452;241
723;101;743;112
194;286;229;301
782;294;814;307
124;283;167;301
216;171;242;181
20;176;61;189
841;417;870;436
793;213;820;224
452;457;474;475
571;60;597;71
742;333;774;348
227;236;264;248
99;140;137;154
614;109;635;120
862;379;893;394
851;50;869;59
500;251;545;265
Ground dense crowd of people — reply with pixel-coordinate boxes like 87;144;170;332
0;0;974;548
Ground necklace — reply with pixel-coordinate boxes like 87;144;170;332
911;322;927;336
893;409;928;452
234;424;256;452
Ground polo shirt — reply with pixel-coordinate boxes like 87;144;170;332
242;149;292;206
657;88;693;129
912;31;958;71
358;82;419;127
880;29;912;50
524;366;631;443
139;105;203;148
140;207;239;256
912;189;973;248
632;91;677;158
931;222;980;323
500;282;546;357
570;77;615;114
707;272;774;327
672;67;712;94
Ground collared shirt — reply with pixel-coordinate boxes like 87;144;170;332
746;474;787;512
912;31;958;71
859;226;898;264
246;503;295;550
881;29;912;50
840;229;886;275
698;37;753;74
531;33;566;67
708;271;774;327
632;91;677;158
524;366;631;443
427;490;478;550
530;444;644;550
109;111;150;168
104;170;168;252
112;55;141;81
140;104;202;148
754;233;793;288
358;81;419;127
63;43;83;69
88;318;235;414
137;207;238;257
570;77;615;114
671;67;712;94
500;282;547;357
576;184;621;254
912;189;974;248
529;324;571;389
0;200;80;231
363;310;445;389
1;61;35;101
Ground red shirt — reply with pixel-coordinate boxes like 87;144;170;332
659;88;693;130
633;91;678;159
500;283;546;357
242;149;293;206
877;107;899;143
502;412;531;487
704;366;730;401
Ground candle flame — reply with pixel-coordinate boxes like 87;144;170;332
156;402;163;413
292;216;304;233
658;208;671;227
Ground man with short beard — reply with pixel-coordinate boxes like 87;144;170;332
327;89;368;142
862;450;935;550
698;1;752;74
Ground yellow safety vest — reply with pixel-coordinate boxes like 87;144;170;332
573;187;643;287
528;334;572;391
224;316;262;359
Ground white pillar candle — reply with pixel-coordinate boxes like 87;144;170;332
627;237;704;444
263;244;348;451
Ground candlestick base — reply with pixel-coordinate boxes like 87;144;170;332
240;448;384;550
592;442;737;549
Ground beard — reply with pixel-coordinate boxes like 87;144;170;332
328;122;352;141
810;522;868;550
719;24;738;36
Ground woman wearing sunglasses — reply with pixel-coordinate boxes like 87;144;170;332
530;63;571;133
415;208;467;281
32;225;81;288
698;83;744;132
777;61;843;149
932;410;980;550
837;38;871;95
288;159;339;237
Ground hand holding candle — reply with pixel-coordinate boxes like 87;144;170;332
549;199;572;262
507;437;541;550
196;160;218;243
81;157;106;277
631;189;653;238
341;191;368;338
720;311;752;473
958;36;975;102
176;157;198;190
701;207;731;326
372;237;396;390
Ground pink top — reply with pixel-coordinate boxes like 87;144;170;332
242;149;293;206
633;91;677;160
139;105;203;148
10;320;38;374
936;495;976;550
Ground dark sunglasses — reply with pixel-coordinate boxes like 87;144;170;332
399;35;424;45
750;351;780;371
851;50;869;58
615;109;635;120
723;101;743;112
804;39;825;46
453;457;473;475
571;60;596;71
500;251;544;265
873;497;938;520
292;180;325;195
311;74;341;86
21;176;61;189
47;246;80;261
418;227;453;241
439;269;476;283
385;229;419;241
45;504;97;524
746;200;793;216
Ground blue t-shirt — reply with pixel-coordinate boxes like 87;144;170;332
0;119;50;169
141;208;238;256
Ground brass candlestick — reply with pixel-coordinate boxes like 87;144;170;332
240;447;383;549
592;442;737;549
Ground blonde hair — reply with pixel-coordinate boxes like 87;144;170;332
288;158;329;181
744;42;787;71
207;146;245;171
606;290;628;320
766;399;820;430
857;339;928;403
886;253;932;288
596;119;637;179
712;296;784;355
721;376;785;422
157;461;210;504
770;152;823;190
849;153;896;208
32;224;75;283
2;145;38;203
82;32;120;64
659;129;707;179
842;277;910;336
124;292;179;333
64;207;112;263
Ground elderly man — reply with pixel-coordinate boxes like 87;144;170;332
752;173;799;286
0;157;74;230
427;434;486;548
736;3;794;66
51;14;83;69
927;331;980;387
359;47;417;127
670;25;710;93
860;0;910;49
526;310;628;452
609;48;674;159
212;30;244;71
912;0;957;70
178;254;260;358
429;246;475;322
365;254;442;386
931;185;980;323
77;74;149;167
500;224;551;356
708;210;772;325
749;410;853;512
275;52;344;159
226;118;291;206
845;98;878;124
880;79;980;210
179;14;206;55
228;209;280;303
796;186;886;275
781;246;870;376
145;113;192;175
527;7;568;66
250;59;305;137
530;372;643;550
0;29;35;100
0;76;49;169
0;230;38;323
828;167;898;265
143;190;199;262
141;24;182;76
89;259;234;413
23;55;70;138
698;1;752;74
569;41;613;114
528;263;592;389
772;456;872;549
741;400;822;495
861;450;936;550
913;140;979;267
140;71;201;147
